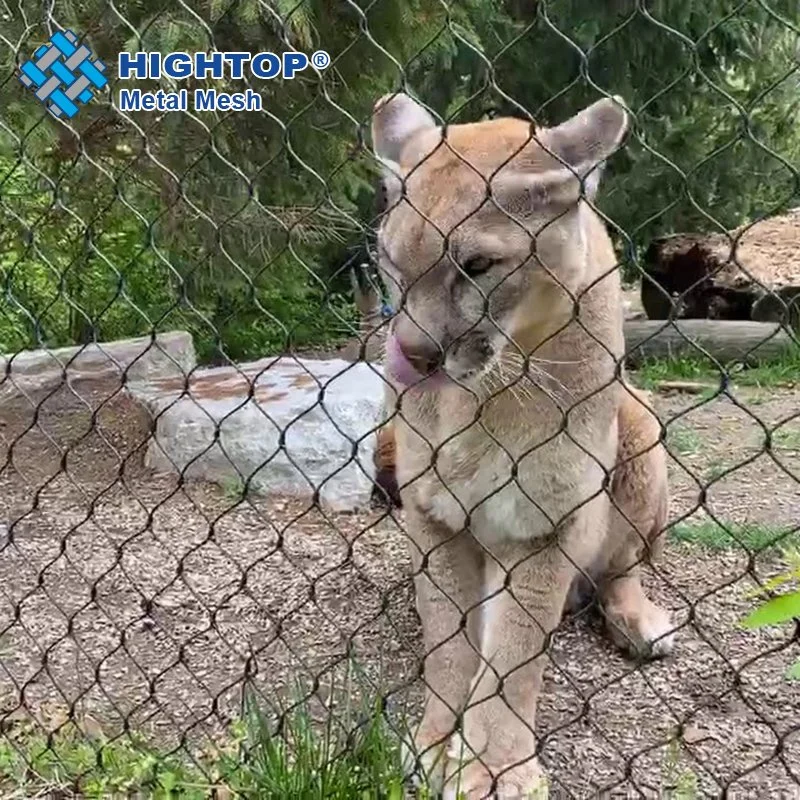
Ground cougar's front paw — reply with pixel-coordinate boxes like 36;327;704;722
605;595;675;659
442;752;549;800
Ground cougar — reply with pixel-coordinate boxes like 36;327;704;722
371;92;674;799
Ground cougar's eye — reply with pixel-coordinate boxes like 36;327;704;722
461;256;496;276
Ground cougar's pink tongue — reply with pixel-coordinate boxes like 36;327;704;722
385;331;446;389
385;332;425;387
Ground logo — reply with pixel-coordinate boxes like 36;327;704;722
19;30;107;119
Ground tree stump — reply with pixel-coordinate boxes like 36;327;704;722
640;209;800;330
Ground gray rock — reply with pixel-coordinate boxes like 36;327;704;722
0;331;196;399
129;357;387;512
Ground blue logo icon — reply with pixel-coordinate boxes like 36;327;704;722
19;30;107;119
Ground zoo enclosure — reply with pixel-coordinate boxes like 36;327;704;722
0;1;799;796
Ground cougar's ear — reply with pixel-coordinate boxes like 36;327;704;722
371;92;437;165
538;95;629;196
371;92;438;215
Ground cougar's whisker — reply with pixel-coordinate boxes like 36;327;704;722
496;351;575;405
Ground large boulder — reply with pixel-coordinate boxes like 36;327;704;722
0;331;196;399
129;357;387;512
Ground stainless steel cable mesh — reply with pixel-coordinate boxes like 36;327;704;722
0;1;799;797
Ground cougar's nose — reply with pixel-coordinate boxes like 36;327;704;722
385;322;446;388
399;336;443;376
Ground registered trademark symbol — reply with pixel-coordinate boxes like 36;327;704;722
311;50;330;70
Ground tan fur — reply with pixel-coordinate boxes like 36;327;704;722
371;94;673;798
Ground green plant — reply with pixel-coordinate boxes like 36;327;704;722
0;722;210;798
0;666;416;798
0;0;466;363
741;548;800;680
632;355;719;390
662;735;699;800
704;460;731;482
423;0;800;255
220;476;246;502
222;681;410;798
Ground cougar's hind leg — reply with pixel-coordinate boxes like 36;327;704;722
600;388;675;659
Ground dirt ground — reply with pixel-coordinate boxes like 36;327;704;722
0;377;799;798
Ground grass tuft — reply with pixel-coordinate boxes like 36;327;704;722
0;668;412;799
225;680;409;798
665;425;703;456
773;426;800;452
670;520;799;552
662;735;699;800
632;346;800;391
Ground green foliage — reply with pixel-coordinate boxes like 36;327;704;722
676;522;800;680
773;426;800;452
662;735;699;800
740;548;800;680
432;0;800;249
1;0;447;359
0;722;209;798
742;590;800;629
0;127;360;360
665;424;702;456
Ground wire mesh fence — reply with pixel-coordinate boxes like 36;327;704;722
1;1;799;797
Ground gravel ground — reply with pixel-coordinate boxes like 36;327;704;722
0;377;799;798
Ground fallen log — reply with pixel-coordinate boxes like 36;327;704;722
751;285;800;331
623;319;796;367
653;380;717;394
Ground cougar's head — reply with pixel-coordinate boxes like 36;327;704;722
371;93;629;390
